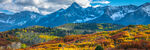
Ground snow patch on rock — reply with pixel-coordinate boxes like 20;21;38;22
73;17;97;23
110;11;125;20
17;21;27;26
142;5;150;16
0;17;14;24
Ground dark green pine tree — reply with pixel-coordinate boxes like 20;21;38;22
58;44;62;47
95;45;104;50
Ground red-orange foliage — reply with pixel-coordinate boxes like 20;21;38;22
0;33;20;46
118;40;150;49
110;31;127;39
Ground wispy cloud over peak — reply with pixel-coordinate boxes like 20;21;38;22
90;0;110;4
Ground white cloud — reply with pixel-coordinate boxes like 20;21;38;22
0;3;23;13
23;6;40;13
74;0;91;8
91;0;110;4
93;5;101;8
0;0;12;3
0;0;91;15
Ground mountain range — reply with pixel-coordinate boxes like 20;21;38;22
0;2;150;31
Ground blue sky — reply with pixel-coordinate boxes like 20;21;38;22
91;0;150;6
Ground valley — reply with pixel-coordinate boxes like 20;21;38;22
0;2;150;50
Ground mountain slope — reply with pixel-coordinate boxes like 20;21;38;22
0;2;150;31
0;11;43;31
22;24;150;50
37;2;105;27
37;2;150;27
0;32;24;50
0;23;124;46
115;3;150;25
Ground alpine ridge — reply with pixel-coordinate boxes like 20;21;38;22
0;2;150;31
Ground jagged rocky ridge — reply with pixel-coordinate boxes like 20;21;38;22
0;2;150;31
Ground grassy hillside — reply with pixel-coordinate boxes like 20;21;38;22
0;23;124;46
4;26;60;45
21;25;150;50
56;23;124;35
0;32;24;50
0;32;20;46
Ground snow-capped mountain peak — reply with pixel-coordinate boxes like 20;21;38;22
0;2;150;31
139;2;150;8
68;2;82;9
142;5;150;16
